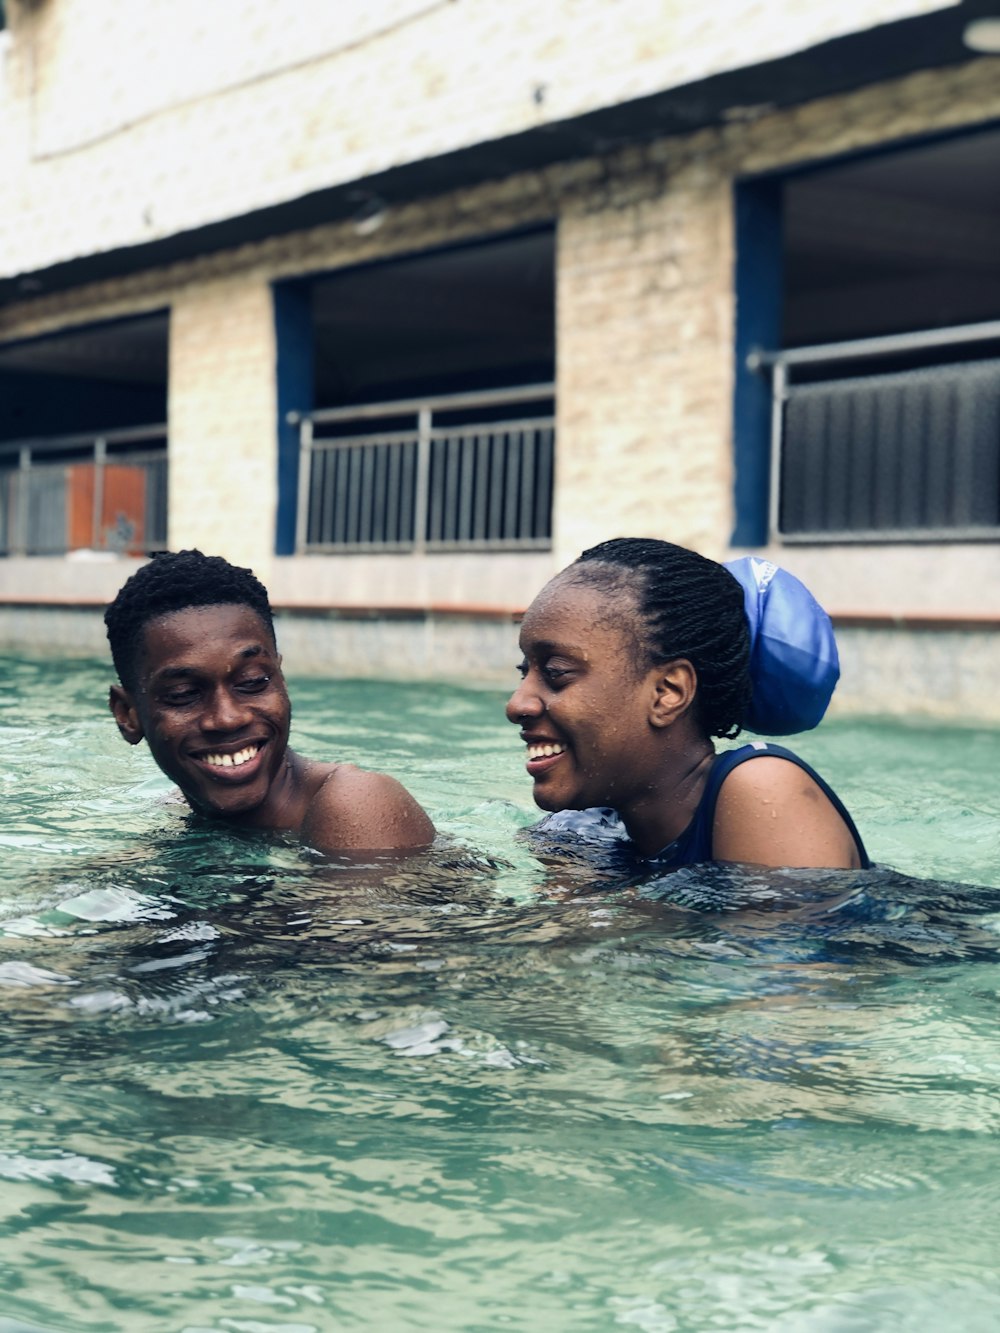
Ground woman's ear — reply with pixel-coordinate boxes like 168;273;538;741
648;659;698;729
109;685;144;746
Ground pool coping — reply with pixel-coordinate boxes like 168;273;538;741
4;596;1000;632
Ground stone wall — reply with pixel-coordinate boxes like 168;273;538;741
556;150;735;563
3;602;998;726
168;275;278;568
551;56;1000;567
0;51;999;610
0;0;945;280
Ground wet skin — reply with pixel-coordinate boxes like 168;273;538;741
109;604;434;852
507;577;861;869
111;605;296;825
507;579;712;843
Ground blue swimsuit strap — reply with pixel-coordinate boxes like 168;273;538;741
699;742;871;869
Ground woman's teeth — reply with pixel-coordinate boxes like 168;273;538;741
203;746;259;768
527;742;565;760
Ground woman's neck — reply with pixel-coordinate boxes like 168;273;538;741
619;738;717;858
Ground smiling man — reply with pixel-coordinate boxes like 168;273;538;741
104;550;434;853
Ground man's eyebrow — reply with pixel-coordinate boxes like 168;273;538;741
152;647;268;680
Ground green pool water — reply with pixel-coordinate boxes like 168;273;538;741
2;654;1000;1332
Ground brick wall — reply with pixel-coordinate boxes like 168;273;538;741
168;275;277;566
555;150;735;565
557;54;1000;561
0;0;945;280
1;54;999;602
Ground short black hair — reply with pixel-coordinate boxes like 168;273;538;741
571;537;751;739
105;549;276;692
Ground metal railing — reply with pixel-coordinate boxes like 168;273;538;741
752;321;1000;542
292;384;555;553
0;425;168;556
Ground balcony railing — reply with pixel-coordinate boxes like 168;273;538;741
292;384;555;553
0;425;168;556
753;321;1000;542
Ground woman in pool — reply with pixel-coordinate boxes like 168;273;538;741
507;537;869;870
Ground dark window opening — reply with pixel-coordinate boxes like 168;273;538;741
0;313;169;556
278;228;556;554
784;127;1000;348
311;228;555;408
735;128;1000;545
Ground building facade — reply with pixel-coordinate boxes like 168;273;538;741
1;0;998;714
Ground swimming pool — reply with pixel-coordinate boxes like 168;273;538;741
3;653;1000;1332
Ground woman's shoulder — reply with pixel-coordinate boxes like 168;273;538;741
711;743;867;869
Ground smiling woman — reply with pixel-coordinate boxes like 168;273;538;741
104;549;434;852
508;537;869;871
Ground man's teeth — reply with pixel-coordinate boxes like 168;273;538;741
203;746;260;768
527;742;565;760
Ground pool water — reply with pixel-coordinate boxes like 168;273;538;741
2;654;1000;1332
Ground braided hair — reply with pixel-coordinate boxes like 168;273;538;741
105;549;275;692
571;537;751;738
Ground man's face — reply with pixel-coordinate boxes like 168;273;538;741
110;604;292;821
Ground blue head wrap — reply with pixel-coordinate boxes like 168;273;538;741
723;557;839;736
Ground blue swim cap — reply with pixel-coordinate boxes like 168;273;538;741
723;557;839;736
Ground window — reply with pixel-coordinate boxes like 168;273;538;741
274;228;556;554
734;127;1000;544
0;314;169;556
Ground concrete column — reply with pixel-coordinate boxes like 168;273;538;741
553;152;736;567
167;273;277;574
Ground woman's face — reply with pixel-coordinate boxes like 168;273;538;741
506;576;666;815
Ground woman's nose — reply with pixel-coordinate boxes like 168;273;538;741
506;678;543;725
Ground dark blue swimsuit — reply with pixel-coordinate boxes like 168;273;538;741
538;742;871;869
649;742;870;868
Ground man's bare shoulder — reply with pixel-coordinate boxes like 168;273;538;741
300;762;435;853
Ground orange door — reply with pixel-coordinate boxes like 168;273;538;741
66;463;146;551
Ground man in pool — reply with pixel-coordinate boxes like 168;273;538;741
104;549;435;854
